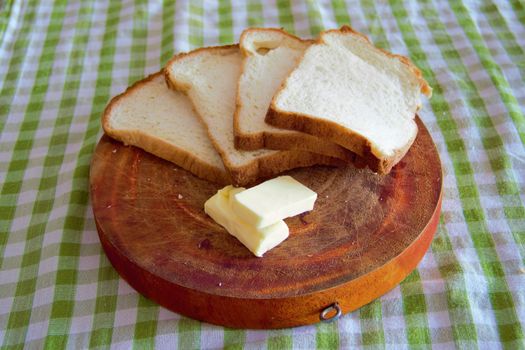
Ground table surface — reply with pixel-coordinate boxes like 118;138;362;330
1;0;524;349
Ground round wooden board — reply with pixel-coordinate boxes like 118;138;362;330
90;117;442;329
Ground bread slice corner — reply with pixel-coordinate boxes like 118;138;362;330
102;72;231;185
266;25;432;174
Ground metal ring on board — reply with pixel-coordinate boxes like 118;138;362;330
319;302;342;322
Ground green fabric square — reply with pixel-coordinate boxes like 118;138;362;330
316;322;339;349
404;294;427;315
55;269;77;285
458;185;478;199
463;208;485;222
33;199;55;214
452;324;478;341
471;232;494;248
89;328;113;348
44;335;68;350
134;320;157;340
497;182;519;196
407;327;431;345
60;242;80;256
268;332;292;350
440;263;463;279
13;140;33;151
456;162;474;176
23;250;42;267
64;216;84;231
97;266;119;281
2;180;22;193
50;300;74;318
491;291;516;309
446;139;465;153
362;330;385;345
94;295;118;314
7;310;31;329
498;323;524;342
513;231;525;244
490;157;511;171
189;3;203;16
504;206;525;219
482;135;503;149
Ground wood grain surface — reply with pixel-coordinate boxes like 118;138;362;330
90;117;442;329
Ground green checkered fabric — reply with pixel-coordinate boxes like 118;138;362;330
1;0;524;348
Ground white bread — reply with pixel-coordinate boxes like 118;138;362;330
165;45;341;186
235;28;355;162
267;26;432;173
102;72;231;184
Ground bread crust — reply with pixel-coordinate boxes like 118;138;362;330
228;148;344;186
165;45;343;186
238;27;314;57
102;72;231;185
234;28;355;161
266;25;430;174
234;128;357;161
266;107;416;174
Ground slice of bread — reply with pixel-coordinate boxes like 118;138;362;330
267;26;432;174
165;45;340;186
235;28;355;161
102;72;231;184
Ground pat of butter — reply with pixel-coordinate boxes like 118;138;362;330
204;185;289;257
231;176;317;228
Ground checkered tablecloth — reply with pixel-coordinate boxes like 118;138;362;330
1;0;524;348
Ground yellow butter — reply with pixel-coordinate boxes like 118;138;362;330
204;185;289;257
231;176;317;228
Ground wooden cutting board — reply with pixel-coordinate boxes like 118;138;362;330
90;117;442;329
